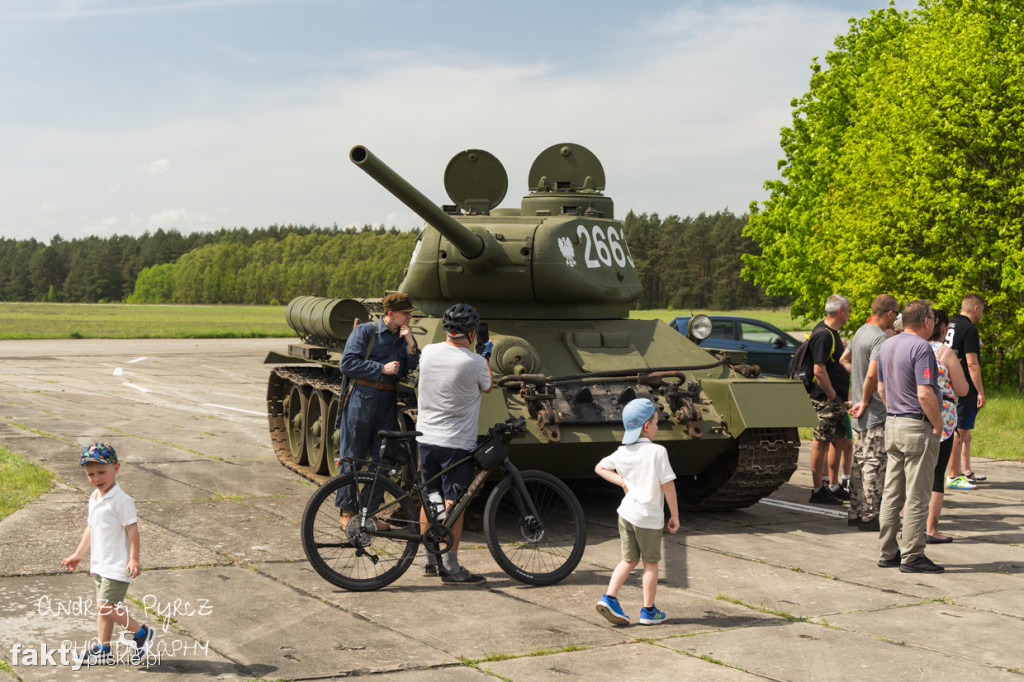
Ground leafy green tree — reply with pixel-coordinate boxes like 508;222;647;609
128;263;174;303
745;0;1024;387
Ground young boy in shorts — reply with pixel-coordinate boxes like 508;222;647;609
61;442;155;665
595;399;679;625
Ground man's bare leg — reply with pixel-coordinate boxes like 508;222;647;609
959;428;974;477
948;430;964;479
811;440;828;488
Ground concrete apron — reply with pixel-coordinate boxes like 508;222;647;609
1;338;1022;681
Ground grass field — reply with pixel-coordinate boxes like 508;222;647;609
972;387;1023;463
0;302;290;339
0;446;53;520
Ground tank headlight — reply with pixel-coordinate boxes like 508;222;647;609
688;315;713;341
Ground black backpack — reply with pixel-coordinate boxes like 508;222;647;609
790;328;833;393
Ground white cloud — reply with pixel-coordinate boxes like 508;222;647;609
142;208;222;232
135;159;170;175
76;215;120;238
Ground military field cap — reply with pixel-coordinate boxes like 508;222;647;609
382;293;417;313
80;442;118;465
621;398;656;445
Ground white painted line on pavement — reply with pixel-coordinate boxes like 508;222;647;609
123;382;151;393
113;367;123;376
758;498;848;519
204;403;266;417
129;357;147;363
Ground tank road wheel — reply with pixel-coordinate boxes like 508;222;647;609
326;394;341;477
676;428;800;512
285;383;308;466
305;390;330;475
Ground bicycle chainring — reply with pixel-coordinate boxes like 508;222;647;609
422;523;454;555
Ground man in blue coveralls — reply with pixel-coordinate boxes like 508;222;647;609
335;292;420;524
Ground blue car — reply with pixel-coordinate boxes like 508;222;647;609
670;315;801;378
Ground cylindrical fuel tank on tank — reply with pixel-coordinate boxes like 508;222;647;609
285;296;369;340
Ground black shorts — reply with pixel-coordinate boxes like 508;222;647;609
956;397;978;430
418;442;475;502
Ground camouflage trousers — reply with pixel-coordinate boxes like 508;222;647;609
850;425;887;522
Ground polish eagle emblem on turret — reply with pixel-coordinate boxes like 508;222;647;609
558;236;576;267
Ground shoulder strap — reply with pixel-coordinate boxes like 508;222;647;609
810;325;836;360
337;322;379;421
363;323;376;361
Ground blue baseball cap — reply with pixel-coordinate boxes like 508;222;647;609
80;442;118;465
621;399;656;445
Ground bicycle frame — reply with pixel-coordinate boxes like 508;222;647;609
340;445;541;550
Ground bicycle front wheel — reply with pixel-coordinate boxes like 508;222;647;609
301;471;419;591
483;470;586;586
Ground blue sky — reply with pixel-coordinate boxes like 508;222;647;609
0;0;916;242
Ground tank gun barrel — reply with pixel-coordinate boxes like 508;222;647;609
350;145;483;258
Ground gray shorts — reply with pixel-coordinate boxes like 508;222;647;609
618;516;662;563
93;574;129;606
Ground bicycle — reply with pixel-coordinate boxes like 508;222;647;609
300;417;586;591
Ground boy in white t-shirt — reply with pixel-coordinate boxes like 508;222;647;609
595;399;679;625
61;442;155;666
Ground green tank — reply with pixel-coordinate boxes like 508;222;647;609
266;144;816;511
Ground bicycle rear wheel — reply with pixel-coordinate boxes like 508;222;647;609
483;470;586;586
301;471;419;591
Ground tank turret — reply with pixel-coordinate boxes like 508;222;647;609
350;144;642;319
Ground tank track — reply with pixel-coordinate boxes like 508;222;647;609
267;365;342;484
677;427;800;512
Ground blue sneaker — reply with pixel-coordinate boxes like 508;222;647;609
639;605;667;625
132;625;156;662
596;595;630;625
76;644;113;667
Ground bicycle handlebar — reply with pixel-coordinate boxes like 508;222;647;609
487;416;527;441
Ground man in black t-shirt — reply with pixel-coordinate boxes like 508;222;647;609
808;294;852;505
943;293;986;487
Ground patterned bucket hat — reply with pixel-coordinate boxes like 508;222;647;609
80;442;118;465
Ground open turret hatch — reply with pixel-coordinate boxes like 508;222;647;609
444;149;508;215
528;143;605;193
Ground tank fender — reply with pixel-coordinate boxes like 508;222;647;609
699;378;818;435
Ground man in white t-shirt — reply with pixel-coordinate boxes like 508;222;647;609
416;304;493;585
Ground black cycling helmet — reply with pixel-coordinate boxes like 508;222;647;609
442;303;480;336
